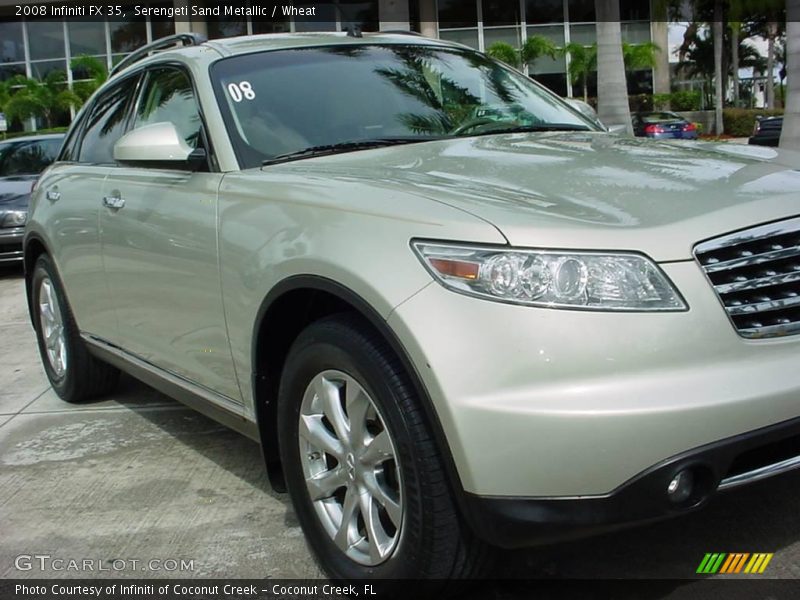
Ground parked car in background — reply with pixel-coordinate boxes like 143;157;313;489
25;32;800;582
632;111;698;140
749;115;782;147
0;134;63;263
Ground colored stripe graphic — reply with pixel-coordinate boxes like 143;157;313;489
698;552;773;574
744;553;774;574
697;553;726;574
719;553;749;573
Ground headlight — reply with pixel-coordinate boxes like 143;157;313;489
2;210;27;228
412;241;687;311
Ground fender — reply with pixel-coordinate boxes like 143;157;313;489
250;274;469;509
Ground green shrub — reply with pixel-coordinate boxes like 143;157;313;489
628;94;653;112
723;108;783;137
653;93;671;110
670;90;702;111
2;126;68;140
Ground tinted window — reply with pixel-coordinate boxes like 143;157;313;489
134;68;202;149
59;108;91;162
78;78;137;164
0;139;62;176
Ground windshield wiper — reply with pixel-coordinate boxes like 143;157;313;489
262;138;437;166
465;123;592;137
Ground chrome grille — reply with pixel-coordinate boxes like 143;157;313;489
694;216;800;339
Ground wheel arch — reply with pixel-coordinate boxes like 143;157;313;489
251;275;466;504
23;234;53;326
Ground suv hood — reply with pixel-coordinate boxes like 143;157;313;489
278;132;800;262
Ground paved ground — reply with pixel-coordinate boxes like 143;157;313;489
1;262;799;596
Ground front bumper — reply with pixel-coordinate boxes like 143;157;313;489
387;259;800;516
647;131;699;140
748;134;780;147
0;227;24;263
462;414;800;547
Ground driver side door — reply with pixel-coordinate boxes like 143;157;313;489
99;65;242;405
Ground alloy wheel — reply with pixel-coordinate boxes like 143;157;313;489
38;277;67;378
298;370;403;566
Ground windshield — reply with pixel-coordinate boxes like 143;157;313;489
211;44;597;168
0;142;14;176
641;112;682;123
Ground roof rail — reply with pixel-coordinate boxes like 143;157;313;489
109;33;207;77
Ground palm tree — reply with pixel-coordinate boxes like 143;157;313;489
595;0;632;134
780;0;799;149
486;35;558;73
622;42;660;71
713;1;724;134
70;55;108;103
730;20;742;107
4;71;81;129
486;42;520;68
562;42;597;102
748;0;786;108
520;35;559;72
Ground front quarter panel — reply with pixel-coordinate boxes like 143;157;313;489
217;167;506;418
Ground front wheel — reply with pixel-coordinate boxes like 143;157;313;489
277;314;492;579
31;255;120;402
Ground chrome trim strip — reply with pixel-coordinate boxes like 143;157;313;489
81;333;245;416
727;294;800;316
703;245;800;273
718;454;800;490
737;320;800;339
714;270;800;295
695;215;800;253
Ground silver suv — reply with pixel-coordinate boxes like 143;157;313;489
25;32;800;579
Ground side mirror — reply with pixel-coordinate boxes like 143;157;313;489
114;122;205;167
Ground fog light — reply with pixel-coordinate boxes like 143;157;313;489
667;469;694;504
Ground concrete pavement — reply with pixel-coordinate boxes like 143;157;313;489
1;262;799;594
0;264;320;580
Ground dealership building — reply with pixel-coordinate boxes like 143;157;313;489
0;0;670;126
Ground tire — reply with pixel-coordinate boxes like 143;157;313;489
277;314;492;580
31;254;120;403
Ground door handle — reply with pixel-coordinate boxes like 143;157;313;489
46;190;61;202
102;195;125;210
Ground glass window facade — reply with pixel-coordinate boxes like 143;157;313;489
0;0;653;131
438;0;653;97
0;19;24;63
526;0;563;25
438;0;477;28
68;20;107;57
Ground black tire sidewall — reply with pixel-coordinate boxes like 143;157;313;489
32;255;78;400
278;320;430;579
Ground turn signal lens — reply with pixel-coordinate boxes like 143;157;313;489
429;258;480;280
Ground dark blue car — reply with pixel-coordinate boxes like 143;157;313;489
748;115;782;147
0;134;64;264
632;111;699;140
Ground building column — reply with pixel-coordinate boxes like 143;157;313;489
419;0;438;38
650;6;670;97
379;0;410;31
173;0;207;36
